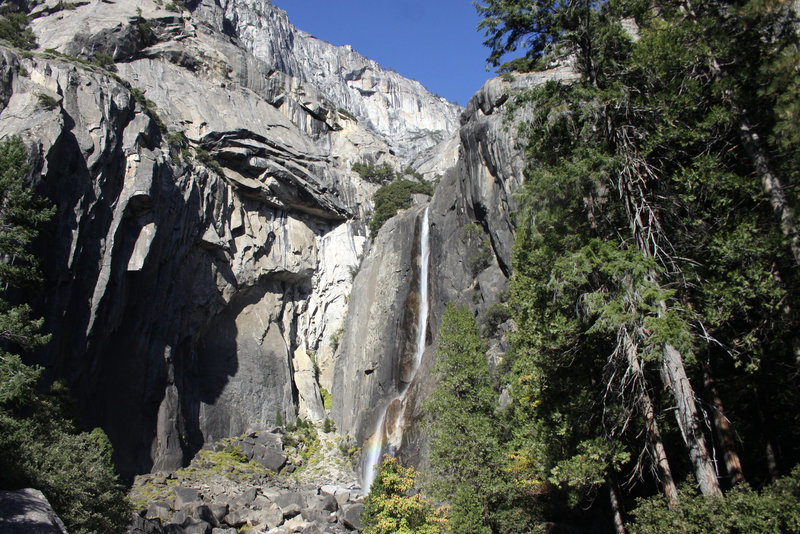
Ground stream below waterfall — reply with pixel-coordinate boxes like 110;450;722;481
361;206;430;490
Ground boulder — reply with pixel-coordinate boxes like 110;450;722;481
308;494;338;513
180;517;213;534
146;501;172;521
0;489;68;534
207;503;228;524
275;491;307;511
128;513;166;534
174;488;202;510
338;503;363;531
188;505;219;527
249;503;284;528
222;507;248;528
251;443;288;472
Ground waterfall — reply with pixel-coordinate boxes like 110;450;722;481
362;207;430;490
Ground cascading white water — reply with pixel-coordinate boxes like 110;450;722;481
362;207;430;491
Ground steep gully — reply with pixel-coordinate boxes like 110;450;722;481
362;207;430;489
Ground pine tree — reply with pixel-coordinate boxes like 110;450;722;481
426;304;526;533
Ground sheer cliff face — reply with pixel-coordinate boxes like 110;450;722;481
330;68;580;465
4;0;460;478
212;0;462;163
5;0;572;479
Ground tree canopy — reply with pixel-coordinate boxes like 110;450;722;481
415;1;800;532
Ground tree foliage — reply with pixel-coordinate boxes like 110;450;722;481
423;0;800;530
361;456;448;534
370;179;433;235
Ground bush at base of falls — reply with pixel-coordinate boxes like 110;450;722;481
361;456;448;534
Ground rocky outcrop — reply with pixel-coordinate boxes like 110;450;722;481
212;0;462;163
0;489;68;534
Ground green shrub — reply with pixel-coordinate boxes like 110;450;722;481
337;107;358;122
329;326;343;352
92;51;116;72
0;11;36;50
275;410;283;427
130;87;166;132
222;444;248;463
361;456;448;533
369;179;433;235
165;1;184;12
322;417;335;433
352;162;396;184
319;387;332;410
480;302;511;337
195;147;224;175
36;93;59;110
631;468;800;534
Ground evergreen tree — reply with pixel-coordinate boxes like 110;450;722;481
426;304;536;533
0;136;129;533
462;0;800;530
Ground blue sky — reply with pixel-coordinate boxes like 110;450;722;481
270;1;496;107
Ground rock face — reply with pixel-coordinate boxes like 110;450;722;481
0;488;68;534
212;0;462;163
3;0;460;480
331;204;429;441
4;0;576;489
330;68;579;472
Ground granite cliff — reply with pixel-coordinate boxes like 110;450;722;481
0;0;573;487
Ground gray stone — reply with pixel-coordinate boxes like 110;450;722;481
334;491;350;507
338;503;363;532
181;517;213;534
300;508;333;524
128;513;166;534
234;488;257;508
207;503;228;524
250;503;284;528
280;502;302;518
189;504;219;527
174;488;202;510
146;501;172;521
308;494;338;513
275;491;307;511
0;489;68;534
252;442;288;472
222;507;248;528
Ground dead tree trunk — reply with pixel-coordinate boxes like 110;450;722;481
621;329;680;508
704;362;745;486
661;343;722;496
607;473;627;534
